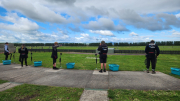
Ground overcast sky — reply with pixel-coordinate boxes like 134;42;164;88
0;0;180;43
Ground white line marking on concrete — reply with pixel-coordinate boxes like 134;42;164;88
13;66;22;69
13;65;31;69
86;57;99;59
93;70;108;75
149;72;169;76
0;82;21;92
44;69;63;72
80;90;109;101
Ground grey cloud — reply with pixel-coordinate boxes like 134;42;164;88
1;0;180;33
157;13;180;28
119;9;143;23
44;0;76;5
117;9;180;31
57;28;69;35
86;6;109;16
1;0;67;23
69;26;82;32
83;18;129;31
76;0;180;14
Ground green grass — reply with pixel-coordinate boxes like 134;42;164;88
0;80;8;84
0;84;84;101
108;89;180;101
0;52;180;79
16;46;180;51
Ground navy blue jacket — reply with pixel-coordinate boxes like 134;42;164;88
18;47;28;58
145;43;160;57
98;44;108;55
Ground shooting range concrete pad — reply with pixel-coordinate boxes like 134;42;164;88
109;71;180;90
80;90;108;101
44;69;64;72
85;75;108;89
0;64;180;90
0;67;46;81
93;70;108;75
30;70;93;88
0;64;20;72
0;82;22;92
11;68;51;83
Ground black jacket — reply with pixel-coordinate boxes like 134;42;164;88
145;43;160;58
51;45;60;58
18;47;28;58
98;44;108;55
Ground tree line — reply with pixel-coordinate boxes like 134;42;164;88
12;41;180;46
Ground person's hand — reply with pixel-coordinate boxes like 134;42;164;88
100;43;101;45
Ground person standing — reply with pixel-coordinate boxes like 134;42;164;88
145;40;160;74
4;42;10;60
51;42;60;70
19;44;28;67
98;41;108;73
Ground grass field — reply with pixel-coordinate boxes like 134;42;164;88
0;84;84;101
16;46;180;51
0;52;180;79
0;80;8;84
0;83;180;101
108;89;180;101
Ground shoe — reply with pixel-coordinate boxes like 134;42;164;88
53;67;59;70
147;69;149;73
104;69;106;72
99;69;103;73
152;71;156;74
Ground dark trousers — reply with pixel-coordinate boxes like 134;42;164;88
21;56;27;66
53;58;56;64
146;57;156;70
5;54;8;60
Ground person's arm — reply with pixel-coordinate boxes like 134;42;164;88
145;45;148;54
52;45;60;48
26;48;28;54
98;45;102;51
4;45;9;53
18;48;21;53
155;45;160;56
107;46;108;53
